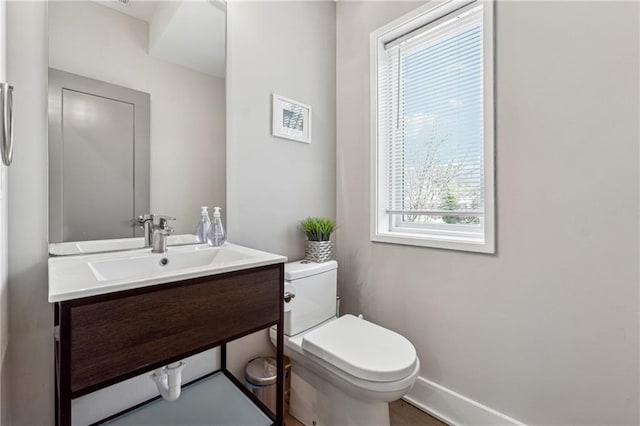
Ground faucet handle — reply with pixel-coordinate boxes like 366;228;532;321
156;216;175;229
136;213;156;224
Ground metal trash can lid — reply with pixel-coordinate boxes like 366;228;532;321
245;357;277;386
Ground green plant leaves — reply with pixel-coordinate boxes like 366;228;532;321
299;217;336;241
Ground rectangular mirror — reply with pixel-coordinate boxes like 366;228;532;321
47;0;226;255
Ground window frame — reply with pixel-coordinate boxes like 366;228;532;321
370;0;495;253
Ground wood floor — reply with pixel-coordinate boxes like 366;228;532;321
284;399;446;426
389;400;447;425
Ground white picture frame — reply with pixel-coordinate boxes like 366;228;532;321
272;94;311;144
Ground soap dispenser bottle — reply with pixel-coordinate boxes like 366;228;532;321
195;206;211;243
208;207;226;247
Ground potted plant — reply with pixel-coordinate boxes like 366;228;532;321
299;217;336;263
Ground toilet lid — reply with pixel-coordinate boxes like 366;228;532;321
301;315;418;382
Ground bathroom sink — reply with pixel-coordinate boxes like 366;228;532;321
88;246;221;281
48;243;287;302
49;234;199;256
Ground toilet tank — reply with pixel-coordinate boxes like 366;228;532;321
284;260;338;336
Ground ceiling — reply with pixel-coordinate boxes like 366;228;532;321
93;0;159;22
92;0;226;78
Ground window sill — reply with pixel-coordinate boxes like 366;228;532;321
371;231;494;254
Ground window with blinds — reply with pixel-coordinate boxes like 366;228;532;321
371;0;494;253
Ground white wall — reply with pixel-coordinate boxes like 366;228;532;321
336;1;639;424
6;1;52;425
226;1;336;378
49;1;225;234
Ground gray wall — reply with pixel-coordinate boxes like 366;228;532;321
225;1;336;378
336;1;639;424
227;1;336;260
0;0;7;422
6;1;53;425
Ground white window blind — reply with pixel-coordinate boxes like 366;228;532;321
373;1;494;252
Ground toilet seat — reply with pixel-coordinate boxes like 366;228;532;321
301;314;418;382
271;315;420;398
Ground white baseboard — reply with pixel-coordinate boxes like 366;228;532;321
403;376;526;426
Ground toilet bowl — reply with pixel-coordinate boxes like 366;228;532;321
270;260;419;426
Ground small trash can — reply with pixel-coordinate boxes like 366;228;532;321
245;356;291;414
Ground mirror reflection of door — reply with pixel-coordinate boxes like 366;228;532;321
48;69;150;243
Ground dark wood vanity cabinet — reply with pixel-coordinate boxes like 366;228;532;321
55;263;285;426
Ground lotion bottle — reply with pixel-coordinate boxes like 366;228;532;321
208;207;226;247
195;206;211;243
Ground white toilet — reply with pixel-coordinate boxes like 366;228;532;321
269;260;420;426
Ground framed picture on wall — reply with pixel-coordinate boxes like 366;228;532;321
272;94;311;143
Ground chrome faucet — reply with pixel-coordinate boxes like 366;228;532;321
137;214;156;247
151;216;175;253
137;214;175;252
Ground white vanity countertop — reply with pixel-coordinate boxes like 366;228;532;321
48;242;287;302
